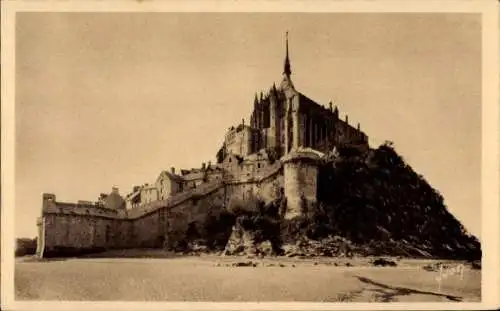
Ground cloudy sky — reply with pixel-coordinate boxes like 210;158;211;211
15;13;481;239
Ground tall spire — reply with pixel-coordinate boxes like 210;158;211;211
283;31;291;77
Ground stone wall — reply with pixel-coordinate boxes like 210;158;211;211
130;209;165;248
38;180;228;256
282;152;320;219
126;181;226;247
225;125;253;157
225;166;283;205
40;213;132;257
166;186;227;248
206;169;224;183
38;160;287;257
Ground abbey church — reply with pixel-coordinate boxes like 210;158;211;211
35;34;370;257
221;33;368;161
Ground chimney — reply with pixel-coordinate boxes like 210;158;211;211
112;186;119;194
242;118;245;126
357;122;360;131
329;101;333;111
345;115;348;124
207;161;212;168
202;162;206;170
171;167;175;174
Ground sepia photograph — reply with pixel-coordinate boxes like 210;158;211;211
2;1;499;310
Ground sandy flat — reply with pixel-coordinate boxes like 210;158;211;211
15;254;480;302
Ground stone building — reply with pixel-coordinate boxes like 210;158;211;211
36;33;371;257
125;184;159;209
155;169;183;201
221;32;368;161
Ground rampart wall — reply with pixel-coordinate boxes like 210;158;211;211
37;163;283;257
40;197;132;257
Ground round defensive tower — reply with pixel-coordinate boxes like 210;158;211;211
281;149;320;219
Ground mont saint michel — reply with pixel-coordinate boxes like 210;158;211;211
13;12;483;303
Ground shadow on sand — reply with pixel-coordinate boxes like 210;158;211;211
18;249;193;262
17;256;69;263
355;276;463;302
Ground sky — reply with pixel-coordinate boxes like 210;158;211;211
15;13;481;239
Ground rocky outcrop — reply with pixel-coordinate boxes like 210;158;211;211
217;142;481;261
222;217;278;257
311;142;481;260
281;236;354;258
223;224;258;256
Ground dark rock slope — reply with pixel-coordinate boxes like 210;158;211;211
183;142;481;260
312;142;480;260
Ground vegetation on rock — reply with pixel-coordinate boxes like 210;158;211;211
207;142;480;260
310;142;480;260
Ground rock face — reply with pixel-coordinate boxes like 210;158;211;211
281;236;354;258
223;218;275;256
190;142;481;261
310;142;481;260
223;222;257;256
219;143;480;260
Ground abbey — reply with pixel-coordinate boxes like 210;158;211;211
35;34;369;258
222;32;368;160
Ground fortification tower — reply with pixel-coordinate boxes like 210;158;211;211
279;32;320;219
36;193;56;257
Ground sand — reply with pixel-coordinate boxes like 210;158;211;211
15;254;481;302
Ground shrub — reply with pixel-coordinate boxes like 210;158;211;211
15;237;37;257
226;195;262;216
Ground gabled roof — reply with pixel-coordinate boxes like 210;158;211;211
157;170;183;182
182;171;205;181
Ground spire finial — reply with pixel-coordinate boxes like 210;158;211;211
286;31;289;56
283;31;291;77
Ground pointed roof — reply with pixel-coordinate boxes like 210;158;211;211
283;31;291;77
279;32;297;98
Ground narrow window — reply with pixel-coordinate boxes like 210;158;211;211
105;225;111;244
